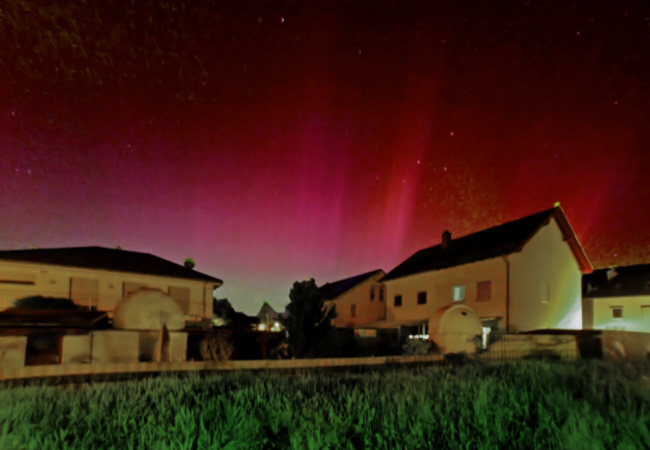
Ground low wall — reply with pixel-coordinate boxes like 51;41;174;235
0;354;445;381
91;331;139;364
0;336;27;369
481;334;579;362
600;330;650;362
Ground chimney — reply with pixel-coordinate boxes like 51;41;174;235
442;230;452;249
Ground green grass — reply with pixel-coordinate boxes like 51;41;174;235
1;360;650;449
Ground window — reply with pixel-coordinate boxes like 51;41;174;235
417;291;427;305
476;281;491;301
355;329;377;338
481;326;491;349
611;307;623;319
394;295;402;307
169;286;191;314
370;286;375;301
351;304;357;318
452;285;465;302
379;286;385;302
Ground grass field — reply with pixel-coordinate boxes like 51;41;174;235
1;360;650;449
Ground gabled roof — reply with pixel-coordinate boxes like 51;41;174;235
257;302;283;320
583;264;650;298
0;246;222;284
318;269;384;301
382;207;591;282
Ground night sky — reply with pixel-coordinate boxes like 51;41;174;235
1;1;649;315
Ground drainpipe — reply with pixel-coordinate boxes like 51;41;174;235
502;256;510;333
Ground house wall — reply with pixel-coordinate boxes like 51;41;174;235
383;258;508;325
585;295;650;332
508;218;583;331
0;261;218;320
328;272;386;327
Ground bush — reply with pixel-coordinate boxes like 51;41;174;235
14;296;79;309
200;331;234;362
401;339;435;356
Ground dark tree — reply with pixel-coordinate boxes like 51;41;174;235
213;298;235;322
14;295;79;309
284;278;337;358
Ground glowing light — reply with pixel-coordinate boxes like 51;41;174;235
258;323;266;331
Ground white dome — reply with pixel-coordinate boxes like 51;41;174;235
428;304;482;354
113;288;186;331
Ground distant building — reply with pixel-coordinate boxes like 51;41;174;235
582;264;650;331
319;269;386;329
256;301;284;331
0;247;223;321
373;206;592;344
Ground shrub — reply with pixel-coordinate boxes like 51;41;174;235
200;331;234;362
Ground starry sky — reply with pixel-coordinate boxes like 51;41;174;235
1;1;649;315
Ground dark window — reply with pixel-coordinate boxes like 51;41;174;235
351;304;357;318
370;287;375;301
476;281;491;301
394;295;402;307
612;307;623;319
379;286;385;302
417;292;427;305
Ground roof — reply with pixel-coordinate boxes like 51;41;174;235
0;247;223;284
318;269;385;300
257;302;282;319
583;264;650;298
382;207;592;282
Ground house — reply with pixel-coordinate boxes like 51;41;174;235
373;206;592;346
582;264;650;332
0;247;223;322
319;269;386;330
256;301;284;331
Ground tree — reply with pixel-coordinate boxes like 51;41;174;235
284;278;337;358
212;298;235;326
14;295;79;309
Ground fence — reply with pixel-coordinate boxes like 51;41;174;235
479;334;579;362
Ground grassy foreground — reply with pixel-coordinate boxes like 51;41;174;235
1;360;650;449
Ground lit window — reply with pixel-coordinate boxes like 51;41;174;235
481;326;491;348
476;281;491;301
370;287;375;301
612;307;623;319
453;285;465;302
394;295;402;307
417;292;427;305
351;304;357;318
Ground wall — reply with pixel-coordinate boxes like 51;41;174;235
0;260;218;320
329;272;386;327
586;295;650;332
384;258;507;326
0;336;27;369
509;219;583;332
